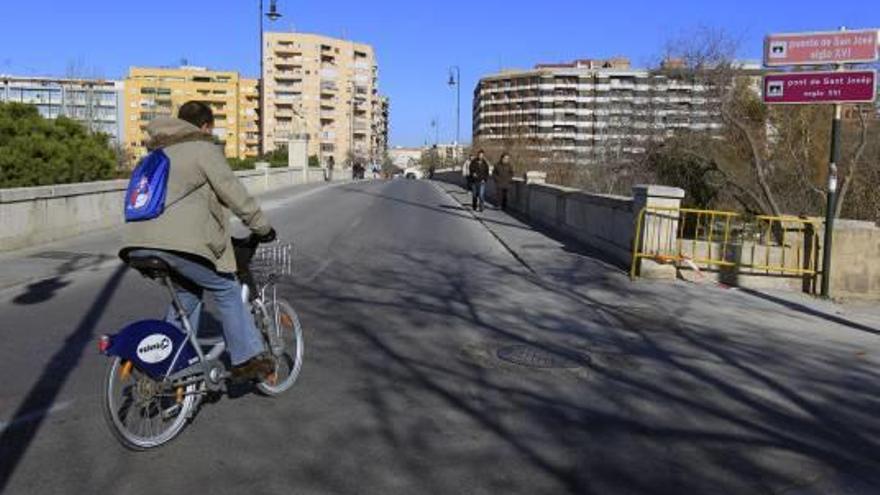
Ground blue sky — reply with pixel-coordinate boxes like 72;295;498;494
1;0;877;146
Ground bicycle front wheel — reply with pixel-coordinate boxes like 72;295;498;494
258;299;304;396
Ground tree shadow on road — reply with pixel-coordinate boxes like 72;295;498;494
0;264;127;492
263;248;880;494
737;287;880;336
10;252;115;306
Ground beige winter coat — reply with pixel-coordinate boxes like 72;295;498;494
120;117;271;273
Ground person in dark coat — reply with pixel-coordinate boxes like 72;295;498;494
468;149;491;212
492;152;514;211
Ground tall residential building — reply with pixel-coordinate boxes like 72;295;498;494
123;66;259;159
473;58;721;165
372;95;390;156
0;75;125;144
263;32;385;166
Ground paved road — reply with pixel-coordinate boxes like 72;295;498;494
1;179;880;494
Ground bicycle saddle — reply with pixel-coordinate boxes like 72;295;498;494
127;256;172;279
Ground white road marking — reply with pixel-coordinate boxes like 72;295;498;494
0;399;75;434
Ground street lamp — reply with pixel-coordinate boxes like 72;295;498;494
259;0;282;156
447;66;461;151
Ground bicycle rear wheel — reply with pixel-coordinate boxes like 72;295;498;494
257;299;304;396
102;357;197;450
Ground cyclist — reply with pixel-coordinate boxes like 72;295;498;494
120;101;276;380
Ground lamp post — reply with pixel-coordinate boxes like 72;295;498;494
448;66;461;153
259;0;282;156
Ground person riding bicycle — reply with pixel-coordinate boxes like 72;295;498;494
119;101;276;381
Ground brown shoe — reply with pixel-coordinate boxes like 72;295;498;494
231;353;275;381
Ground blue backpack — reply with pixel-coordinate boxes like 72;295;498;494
124;149;171;222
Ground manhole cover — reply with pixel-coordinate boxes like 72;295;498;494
496;344;590;369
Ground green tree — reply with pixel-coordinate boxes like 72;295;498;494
0;102;116;188
308;154;320;168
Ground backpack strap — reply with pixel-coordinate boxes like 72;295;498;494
164;179;209;211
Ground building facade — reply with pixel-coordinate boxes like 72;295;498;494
0;75;125;144
473;58;721;165
372;95;390;158
262;32;385;167
388;146;422;170
123;66;259;159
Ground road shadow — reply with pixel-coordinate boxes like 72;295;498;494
11;252;115;306
436;181;630;275
340;183;538;234
0;264;127;491
200;246;880;494
738;287;880;336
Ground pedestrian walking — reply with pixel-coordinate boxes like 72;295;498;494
492;152;514;211
462;153;474;191
468;149;491;212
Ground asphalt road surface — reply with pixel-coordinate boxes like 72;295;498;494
1;179;880;494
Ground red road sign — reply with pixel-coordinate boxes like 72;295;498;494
763;70;877;104
765;30;879;66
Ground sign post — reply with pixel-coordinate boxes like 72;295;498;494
763;27;879;298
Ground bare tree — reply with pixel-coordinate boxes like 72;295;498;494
653;27;879;220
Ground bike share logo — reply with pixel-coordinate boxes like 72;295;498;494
136;334;173;364
129;176;151;210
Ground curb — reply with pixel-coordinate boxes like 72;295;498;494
429;180;536;275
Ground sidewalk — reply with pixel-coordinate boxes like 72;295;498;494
0;180;348;293
433;180;880;337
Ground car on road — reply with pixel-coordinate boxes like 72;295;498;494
404;168;423;180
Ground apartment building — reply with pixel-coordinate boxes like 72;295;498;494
472;58;721;164
0;75;124;143
388;146;423;170
123;66;259;159
372;95;390;156
263;32;385;166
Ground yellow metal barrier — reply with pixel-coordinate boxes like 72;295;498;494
630;206;821;283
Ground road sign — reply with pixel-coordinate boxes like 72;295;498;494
764;29;879;66
763;70;876;105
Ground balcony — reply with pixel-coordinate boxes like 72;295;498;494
274;45;301;56
320;82;338;93
274;74;302;83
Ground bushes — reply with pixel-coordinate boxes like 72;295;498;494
228;157;257;171
0;102;116;188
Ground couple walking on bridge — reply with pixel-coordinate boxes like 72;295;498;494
463;149;514;212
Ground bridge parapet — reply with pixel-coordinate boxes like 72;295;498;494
0;167;335;253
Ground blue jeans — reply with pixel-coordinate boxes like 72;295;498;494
128;249;265;366
471;180;486;209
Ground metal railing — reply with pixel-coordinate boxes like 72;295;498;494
630;206;821;282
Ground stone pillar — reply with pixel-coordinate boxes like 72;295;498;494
524;171;547;184
522;171;547;217
288;134;309;184
255;161;271;192
632;185;685;279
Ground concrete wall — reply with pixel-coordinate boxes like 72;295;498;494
434;168;880;299
0;167;340;253
433;169;649;269
826;220;880;300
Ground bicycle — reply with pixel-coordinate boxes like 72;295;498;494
97;237;304;450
